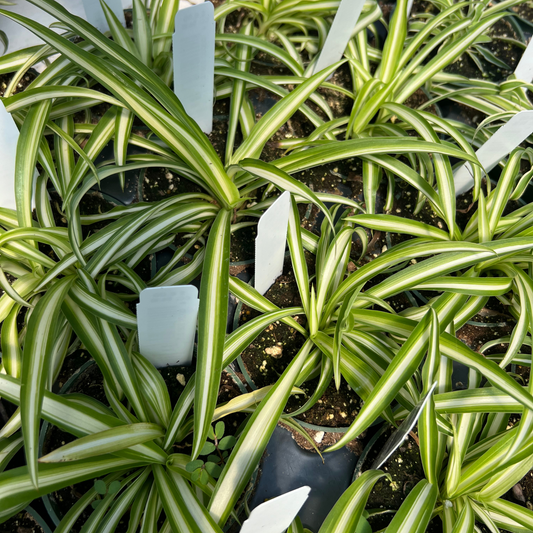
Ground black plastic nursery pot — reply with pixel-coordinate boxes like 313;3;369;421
249;423;359;532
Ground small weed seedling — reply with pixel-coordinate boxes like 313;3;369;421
186;422;236;485
91;479;121;509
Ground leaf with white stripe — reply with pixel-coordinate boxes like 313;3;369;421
318;470;388;533
39;423;164;463
192;209;231;460
384;479;437;533
21;275;75;488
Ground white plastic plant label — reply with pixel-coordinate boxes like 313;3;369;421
240;486;311;533
178;0;205;10
0;1;86;54
173;2;215;134
454;110;533;196
255;191;291;296
514;37;533;82
137;285;199;368
310;0;366;76
81;0;126;33
0;101;20;210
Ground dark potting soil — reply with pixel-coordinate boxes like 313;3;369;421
361;425;446;532
250;51;293;78
287;378;365;430
248;87;316;163
238;260;308;388
230;223;256;263
47;189;119;240
209;98;233;163
209;0;248;33
512;3;533;33
444;19;522;82
52;350;92;394
237;257;365;428
404;88;438;116
141;165;204;202
317;63;355;119
1;509;46;533
0;70;37;97
456;314;515;354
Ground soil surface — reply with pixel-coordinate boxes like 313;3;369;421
237;257;365;428
363;427;430;530
1;510;45;533
0;70;37;97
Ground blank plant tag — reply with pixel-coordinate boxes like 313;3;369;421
240;486;310;533
514;37;533;82
137;285;199;368
454;110;533;196
0;1;86;54
173;2;215;133
310;0;366;76
0;102;20;210
81;0;125;33
255;191;291;296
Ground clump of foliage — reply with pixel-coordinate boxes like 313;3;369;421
0;0;533;532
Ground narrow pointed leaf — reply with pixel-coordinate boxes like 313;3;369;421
209;340;313;526
384;479;437;533
319;470;388;533
21;275;75;488
39;423;163;463
193;209;231;460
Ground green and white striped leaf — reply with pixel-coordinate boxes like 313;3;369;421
418;308;440;486
347;215;450;241
0;433;23;474
132;351;172;429
484;498;533;530
1;304;22;379
384;479;437;533
230;61;342;163
414;276;513;296
318;470;388;533
21;275;75;488
0;456;146;523
39;423;164;463
193;208;231;460
209;339;313;526
325;309;433;452
450;501;475;533
153;465;223;533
